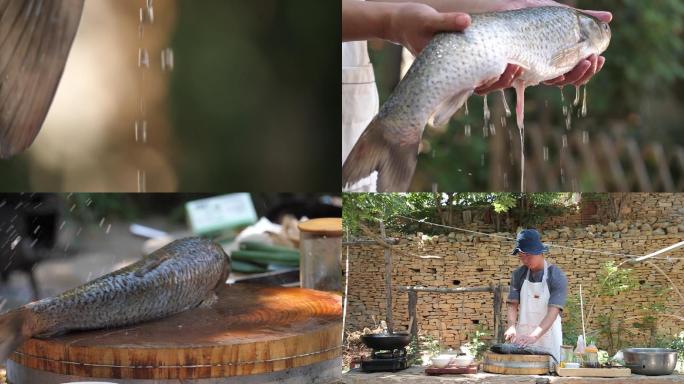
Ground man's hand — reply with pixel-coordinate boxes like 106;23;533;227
504;325;517;342
513;333;539;347
386;3;471;56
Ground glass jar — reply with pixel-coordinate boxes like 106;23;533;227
560;345;574;368
298;218;342;291
584;345;599;368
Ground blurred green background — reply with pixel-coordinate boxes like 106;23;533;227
369;0;684;191
0;0;340;192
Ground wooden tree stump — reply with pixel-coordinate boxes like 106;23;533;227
8;284;342;382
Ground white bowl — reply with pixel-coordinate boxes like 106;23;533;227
453;355;474;367
431;355;453;368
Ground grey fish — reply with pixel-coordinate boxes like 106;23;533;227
0;237;230;361
491;342;558;363
342;6;611;191
0;0;85;158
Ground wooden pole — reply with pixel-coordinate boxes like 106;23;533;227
380;220;393;333
408;290;418;340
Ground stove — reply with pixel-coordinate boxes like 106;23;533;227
360;348;409;372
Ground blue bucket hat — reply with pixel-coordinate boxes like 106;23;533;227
511;229;548;255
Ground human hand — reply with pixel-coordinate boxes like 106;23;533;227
386;3;471;56
504;325;517;341
513;334;539;347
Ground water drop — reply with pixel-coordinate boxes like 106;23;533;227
582;130;589;144
70;204;76;212
483;94;490;134
573;85;581;107
33;225;40;234
464;99;469;117
581;85;588;117
562;134;568;148
464;124;471;137
138;48;150;68
482;124;488;138
503;173;509;189
106;224;112;234
99;218;105;228
59;221;66;231
565;111;572;131
560;167;566;185
501;89;511;117
500;116;507;128
489;123;496;136
543;146;549;161
10;236;20;250
161;48;175;71
138;170;147;193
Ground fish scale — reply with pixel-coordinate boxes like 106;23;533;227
343;6;610;192
0;237;230;360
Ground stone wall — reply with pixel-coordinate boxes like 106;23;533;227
344;194;684;350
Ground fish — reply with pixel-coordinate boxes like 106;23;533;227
0;237;230;361
342;6;611;191
0;0;85;159
490;342;559;363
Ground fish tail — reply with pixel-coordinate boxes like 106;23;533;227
0;307;31;361
342;118;418;192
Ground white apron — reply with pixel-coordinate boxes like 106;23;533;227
342;40;378;192
517;260;563;368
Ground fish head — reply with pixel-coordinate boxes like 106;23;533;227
577;12;611;55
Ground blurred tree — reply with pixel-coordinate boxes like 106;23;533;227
170;0;339;191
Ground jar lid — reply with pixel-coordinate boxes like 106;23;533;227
298;218;342;236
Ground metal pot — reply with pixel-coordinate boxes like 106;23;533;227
361;332;412;350
622;348;677;375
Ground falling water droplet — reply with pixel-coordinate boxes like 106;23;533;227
483;94;490;134
70;204;76;212
503;173;509;189
482;124;488;138
582;130;589;144
464;124;471;137
161;48;175;71
59;221;66;231
138;170;147;192
464;99;469;117
500;116;507;128
581;85;588;117
10;236;20;250
138;48;150;68
573;85;581;107
543;146;549;161
33;226;40;234
559;86;567;117
565;111;572;131
501;89;511;117
99;218;105;228
105;224;112;234
560;167;566;185
489;123;496;136
562;134;568;148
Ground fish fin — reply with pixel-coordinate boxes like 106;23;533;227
550;44;583;68
134;253;173;277
429;90;472;128
198;292;219;308
342;118;419;192
0;0;85;158
0;307;30;361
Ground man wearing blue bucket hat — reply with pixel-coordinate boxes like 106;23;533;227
504;229;567;364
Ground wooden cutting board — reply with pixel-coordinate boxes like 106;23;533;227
557;367;632;377
482;352;550;375
9;284;342;381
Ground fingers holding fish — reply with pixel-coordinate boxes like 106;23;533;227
387;3;471;56
578;10;613;23
475;64;523;95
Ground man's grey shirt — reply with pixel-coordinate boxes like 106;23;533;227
506;264;568;310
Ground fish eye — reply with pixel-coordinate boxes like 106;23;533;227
603;24;609;31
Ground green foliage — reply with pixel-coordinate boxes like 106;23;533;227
406;334;440;366
596;261;637;297
462;325;491;360
671;332;684;363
